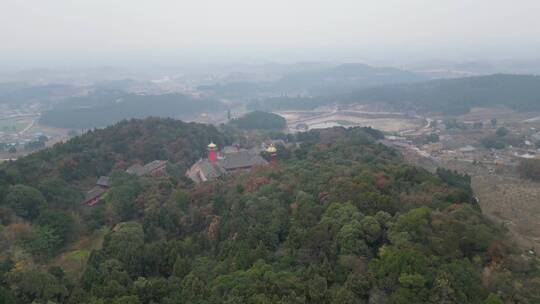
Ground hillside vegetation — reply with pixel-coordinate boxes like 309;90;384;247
0;120;538;303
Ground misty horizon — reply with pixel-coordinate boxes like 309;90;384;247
2;0;540;69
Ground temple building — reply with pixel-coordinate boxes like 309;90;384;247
81;176;111;206
186;142;268;183
126;160;168;177
82;160;167;206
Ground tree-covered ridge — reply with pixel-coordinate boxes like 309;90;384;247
200;63;426;98
228;111;287;130
1;117;229;186
345;74;540;114
1;125;536;303
253;74;540;115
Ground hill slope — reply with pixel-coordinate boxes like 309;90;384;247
0;124;538;303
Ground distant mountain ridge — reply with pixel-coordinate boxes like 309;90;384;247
253;73;540;114
200;63;427;98
274;63;427;95
344;73;540;114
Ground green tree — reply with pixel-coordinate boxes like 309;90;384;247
360;216;382;244
6;270;68;303
4;185;46;220
37;210;76;243
19;225;63;259
103;222;145;276
107;173;144;221
483;294;503;304
496;127;509;137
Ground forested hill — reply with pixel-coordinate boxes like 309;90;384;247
346;74;540;114
228;111;286;130
253;74;540;115
0;123;538;303
0;117;229;186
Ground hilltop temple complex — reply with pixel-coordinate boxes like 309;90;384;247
186;142;272;183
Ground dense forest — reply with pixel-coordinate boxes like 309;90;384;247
40;91;226;129
0;119;539;303
253;74;540;115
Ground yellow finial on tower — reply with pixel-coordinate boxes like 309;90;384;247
266;144;277;154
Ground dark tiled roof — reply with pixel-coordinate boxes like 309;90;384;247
83;186;106;204
219;151;267;170
126;164;145;176
96;176;110;187
199;160;226;179
127;160;167;176
143;160;167;173
187;151;267;184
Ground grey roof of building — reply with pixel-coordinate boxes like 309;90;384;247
199;160;226;179
186;151;267;184
126;160;167;176
144;160;167;173
219;151;267;170
222;146;240;153
96;176;110;187
83;186;106;203
126;164;145;176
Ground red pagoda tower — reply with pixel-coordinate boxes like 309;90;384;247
208;142;217;163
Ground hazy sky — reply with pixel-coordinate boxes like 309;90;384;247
2;0;540;68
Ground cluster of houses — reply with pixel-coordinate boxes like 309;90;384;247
81;160;167;206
